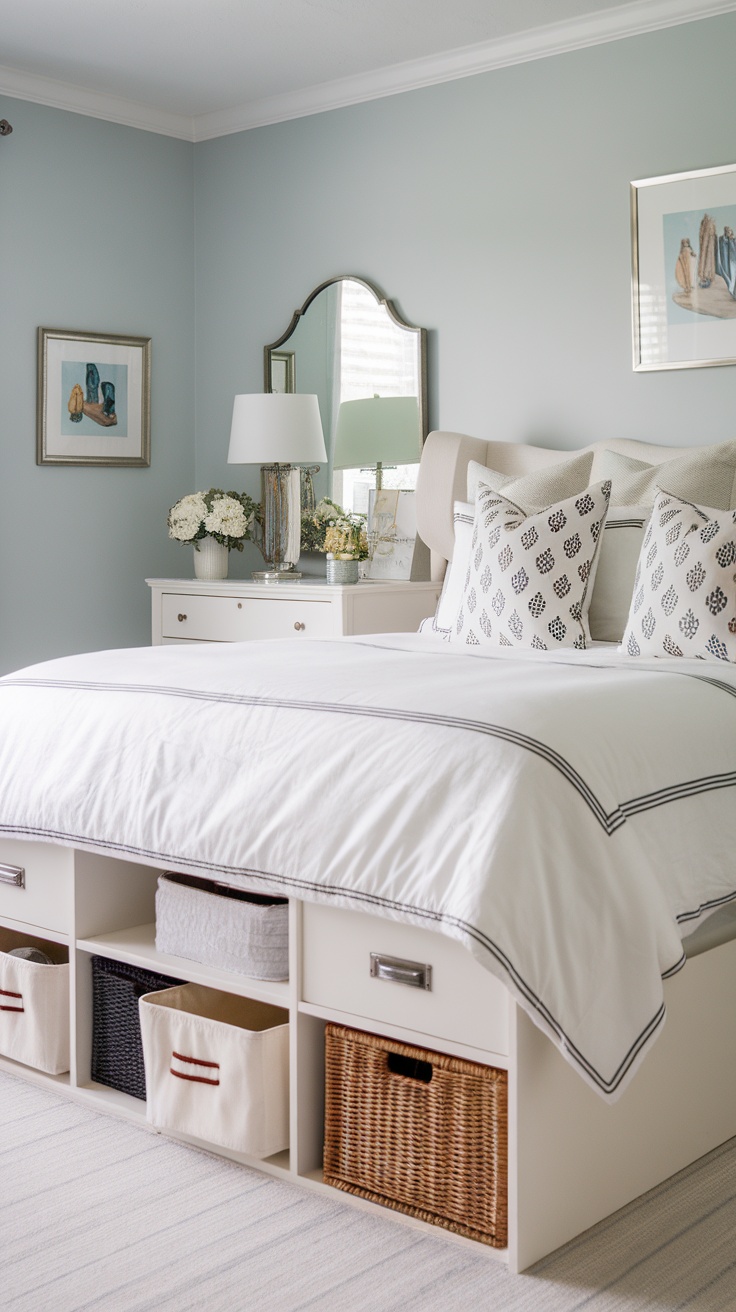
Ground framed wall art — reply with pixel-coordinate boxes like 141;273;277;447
37;327;151;466
631;162;736;371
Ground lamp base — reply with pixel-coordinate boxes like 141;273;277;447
252;568;303;583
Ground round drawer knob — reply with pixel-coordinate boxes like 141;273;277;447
177;613;187;622
294;621;306;632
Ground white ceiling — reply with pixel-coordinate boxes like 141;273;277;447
0;0;733;140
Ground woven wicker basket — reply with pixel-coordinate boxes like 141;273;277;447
91;956;183;1100
323;1025;508;1248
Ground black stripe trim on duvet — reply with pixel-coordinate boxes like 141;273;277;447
676;887;736;925
350;640;736;707
661;953;687;979
689;674;736;702
5;675;736;836
620;772;736;817
0;817;672;1095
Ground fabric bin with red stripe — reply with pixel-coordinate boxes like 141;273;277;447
139;982;289;1158
0;927;69;1074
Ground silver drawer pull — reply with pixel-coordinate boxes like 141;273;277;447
0;863;25;889
370;952;432;991
177;613;187;622
294;621;305;631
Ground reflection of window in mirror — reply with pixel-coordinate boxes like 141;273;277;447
332;280;421;515
264;276;426;521
270;351;295;394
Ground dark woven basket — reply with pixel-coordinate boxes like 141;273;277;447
91;956;183;1100
324;1024;508;1248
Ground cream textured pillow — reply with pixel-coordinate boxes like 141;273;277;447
591;443;736;509
588;506;649;643
622;490;736;662
466;449;594;505
450;480;611;650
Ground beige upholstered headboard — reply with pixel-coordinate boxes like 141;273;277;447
415;432;723;580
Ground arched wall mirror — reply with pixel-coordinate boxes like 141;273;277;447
264;276;428;517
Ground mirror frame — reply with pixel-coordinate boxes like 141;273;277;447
263;275;428;447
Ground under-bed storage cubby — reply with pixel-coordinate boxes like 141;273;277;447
90;955;184;1099
155;873;289;981
323;1023;508;1248
0;927;70;1074
139;983;290;1158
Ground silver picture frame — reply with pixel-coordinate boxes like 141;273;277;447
631;161;736;372
37;327;151;466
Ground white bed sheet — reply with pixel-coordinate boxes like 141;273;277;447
0;634;734;1100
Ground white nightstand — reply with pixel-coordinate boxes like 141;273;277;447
146;577;441;645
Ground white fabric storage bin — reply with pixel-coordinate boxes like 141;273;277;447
0;927;69;1074
139;983;289;1158
155;873;289;981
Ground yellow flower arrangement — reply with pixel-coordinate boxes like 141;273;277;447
302;498;369;560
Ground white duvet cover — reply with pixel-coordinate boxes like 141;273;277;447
1;634;734;1099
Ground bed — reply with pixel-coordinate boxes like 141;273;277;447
1;429;735;1270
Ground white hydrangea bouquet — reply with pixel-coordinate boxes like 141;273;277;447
168;488;259;553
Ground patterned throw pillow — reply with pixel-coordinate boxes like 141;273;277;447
622;489;736;663
449;481;611;650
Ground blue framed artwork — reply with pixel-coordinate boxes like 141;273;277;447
37;327;151;465
631;162;736;371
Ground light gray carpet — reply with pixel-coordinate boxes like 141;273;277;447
3;1068;736;1311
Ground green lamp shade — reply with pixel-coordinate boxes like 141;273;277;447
332;396;421;470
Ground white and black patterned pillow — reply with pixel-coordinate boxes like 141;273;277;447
449;481;611;651
622;489;736;663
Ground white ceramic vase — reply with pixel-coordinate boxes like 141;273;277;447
194;535;229;580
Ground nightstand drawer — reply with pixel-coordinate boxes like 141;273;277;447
160;592;338;641
302;904;509;1055
0;840;72;934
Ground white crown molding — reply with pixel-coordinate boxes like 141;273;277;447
0;63;193;140
194;0;736;139
1;0;735;143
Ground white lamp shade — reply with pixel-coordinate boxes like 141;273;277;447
333;395;421;470
228;393;327;465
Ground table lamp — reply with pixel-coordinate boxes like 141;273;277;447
332;395;421;491
228;393;326;582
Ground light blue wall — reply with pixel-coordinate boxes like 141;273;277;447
0;98;194;674
194;13;736;578
4;15;736;659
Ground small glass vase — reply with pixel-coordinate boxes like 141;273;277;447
194;535;229;580
325;554;360;585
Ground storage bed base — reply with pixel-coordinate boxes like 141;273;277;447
1;839;736;1273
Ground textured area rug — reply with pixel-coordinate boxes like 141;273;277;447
2;1069;736;1311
